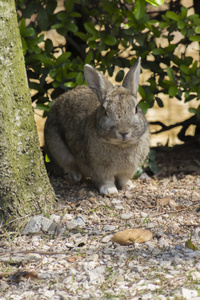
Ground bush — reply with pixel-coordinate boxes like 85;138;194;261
16;0;200;141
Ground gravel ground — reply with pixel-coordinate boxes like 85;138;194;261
0;144;200;300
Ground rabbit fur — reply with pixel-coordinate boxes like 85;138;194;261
44;57;149;194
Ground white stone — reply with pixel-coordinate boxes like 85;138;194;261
191;271;200;281
181;287;198;299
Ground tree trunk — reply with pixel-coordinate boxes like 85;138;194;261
0;0;56;227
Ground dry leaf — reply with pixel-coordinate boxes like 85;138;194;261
67;256;77;263
157;196;171;207
7;270;38;283
111;228;153;245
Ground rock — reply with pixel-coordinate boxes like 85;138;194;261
120;213;133;220
191;271;200;281
74;215;86;227
50;214;61;223
140;212;148;218
111;228;153;245
181;287;198;300
62;213;73;222
101;235;111;243
23;215;53;234
103;225;115;232
66;221;77;230
114;205;124;210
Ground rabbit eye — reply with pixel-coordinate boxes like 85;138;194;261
135;105;138;114
104;109;109;117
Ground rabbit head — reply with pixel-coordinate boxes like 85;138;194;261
84;58;147;146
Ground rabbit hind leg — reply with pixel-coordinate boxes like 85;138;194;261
46;134;82;182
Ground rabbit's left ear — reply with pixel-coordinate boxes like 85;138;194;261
122;57;141;98
84;64;113;103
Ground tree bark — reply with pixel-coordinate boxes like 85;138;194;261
0;0;56;227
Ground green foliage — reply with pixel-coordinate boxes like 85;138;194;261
16;0;200;139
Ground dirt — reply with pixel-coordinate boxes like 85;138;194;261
0;141;200;299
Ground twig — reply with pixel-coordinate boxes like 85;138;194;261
0;250;69;256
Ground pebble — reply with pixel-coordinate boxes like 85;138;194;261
181;287;198;300
114;205;124;210
120;213;133;220
74;215;86;227
103;225;115;231
111;199;121;204
191;271;200;281
101;235;111;243
66;221;77;230
23;215;53;234
140;212;148;218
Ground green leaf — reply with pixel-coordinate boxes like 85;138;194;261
66;22;78;33
185;240;199;251
115;70;124;82
166;11;180;21
19;18;26;35
138;101;149;114
103;35;117;46
189;107;197;114
138;86;146;98
24;27;35;38
148;161;158;174
76;72;83;85
45;154;51;163
64;82;76;88
37;6;49;30
191;60;198;74
155;97;164;107
55;52;71;66
85;51;93;64
49;69;57;78
194;26;200;34
167;67;174;82
84;22;99;37
75;32;88;41
177;20;185;30
189;35;200;42
45;39;54;54
70;12;81;18
65;0;74;14
169;85;178;97
134;0;145;20
145;0;164;7
152;48;164;55
180;64;191;75
51;23;63;30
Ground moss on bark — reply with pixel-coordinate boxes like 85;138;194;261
0;0;56;227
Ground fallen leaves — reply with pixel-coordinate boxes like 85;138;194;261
111;228;153;245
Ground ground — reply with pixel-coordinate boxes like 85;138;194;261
0;142;200;299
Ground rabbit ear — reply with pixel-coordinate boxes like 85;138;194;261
122;57;141;98
84;64;113;103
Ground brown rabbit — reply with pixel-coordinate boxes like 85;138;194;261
44;57;149;194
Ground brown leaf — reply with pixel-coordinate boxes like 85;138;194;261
111;228;153;245
67;256;77;263
156;196;171;207
7;270;38;283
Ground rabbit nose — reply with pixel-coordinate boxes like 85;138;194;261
119;132;130;140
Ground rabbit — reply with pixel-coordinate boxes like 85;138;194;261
44;57;149;194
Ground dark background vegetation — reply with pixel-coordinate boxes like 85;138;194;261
16;0;200;144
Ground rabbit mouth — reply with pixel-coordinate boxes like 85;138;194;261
108;136;136;146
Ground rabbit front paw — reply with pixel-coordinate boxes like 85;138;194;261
99;184;118;195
